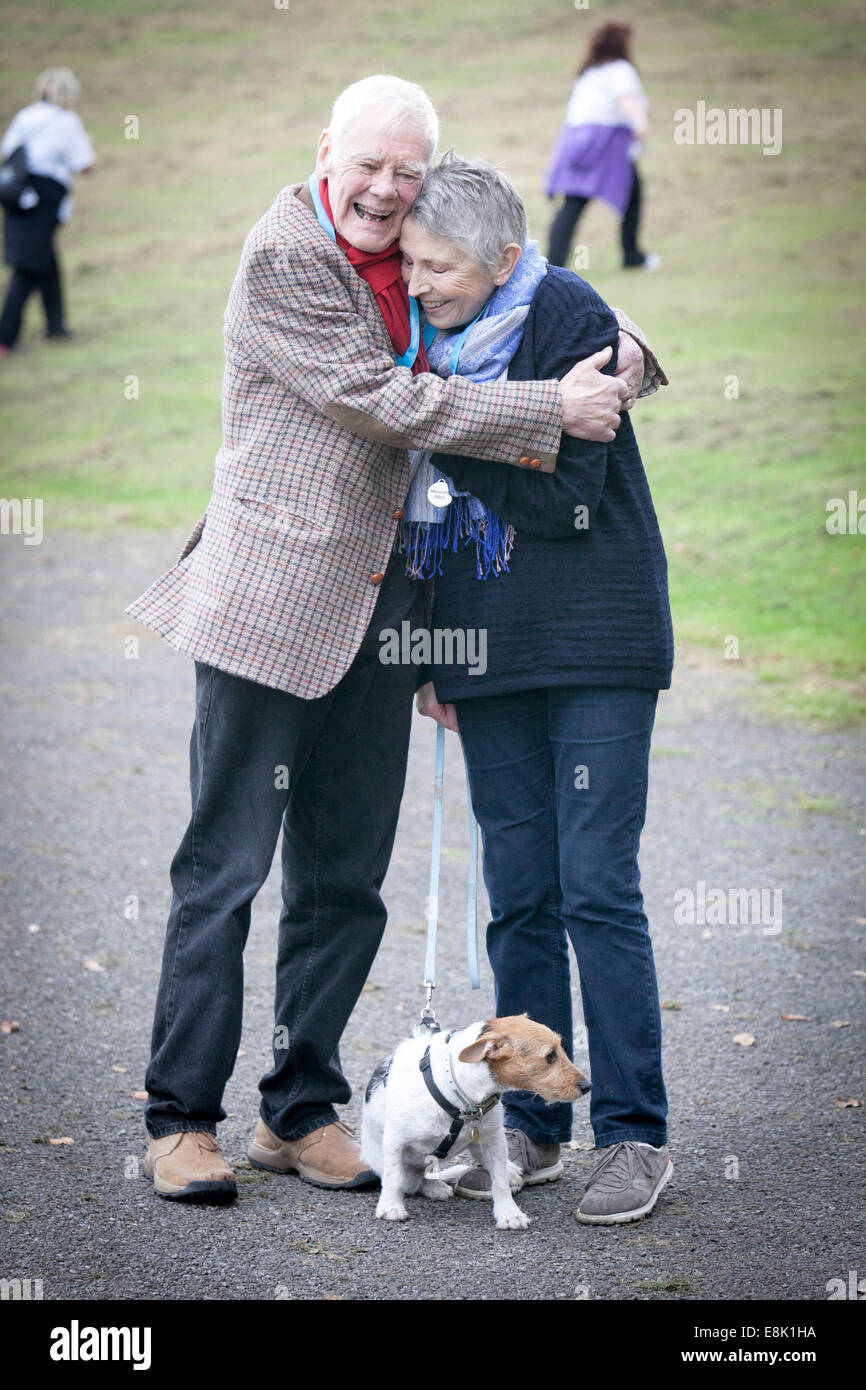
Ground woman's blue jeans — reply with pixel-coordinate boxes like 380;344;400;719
454;685;667;1150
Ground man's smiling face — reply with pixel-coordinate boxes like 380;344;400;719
315;109;430;253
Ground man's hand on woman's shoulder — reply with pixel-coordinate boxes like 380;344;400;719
560;346;630;443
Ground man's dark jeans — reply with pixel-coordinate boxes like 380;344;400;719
145;562;425;1142
454;685;667;1150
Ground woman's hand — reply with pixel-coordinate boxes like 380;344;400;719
416;681;459;732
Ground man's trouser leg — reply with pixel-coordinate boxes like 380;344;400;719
144;661;321;1137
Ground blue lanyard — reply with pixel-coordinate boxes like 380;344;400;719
306;172;421;371
307;172;335;242
400;296;421;371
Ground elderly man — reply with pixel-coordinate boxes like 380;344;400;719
127;74;665;1202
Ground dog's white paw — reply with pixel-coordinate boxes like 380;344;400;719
422;1178;454;1201
507;1159;525;1192
495;1206;531;1231
376;1198;409;1222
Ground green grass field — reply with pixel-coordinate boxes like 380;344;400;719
1;0;864;722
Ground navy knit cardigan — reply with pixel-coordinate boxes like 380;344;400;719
428;265;674;702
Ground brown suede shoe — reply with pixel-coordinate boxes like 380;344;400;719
143;1131;237;1203
247;1117;378;1190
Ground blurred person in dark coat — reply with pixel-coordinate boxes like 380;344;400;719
0;67;94;353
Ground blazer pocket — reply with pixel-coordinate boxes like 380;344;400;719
178;511;207;561
232;495;326;536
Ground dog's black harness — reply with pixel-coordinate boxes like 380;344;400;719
419;1035;500;1160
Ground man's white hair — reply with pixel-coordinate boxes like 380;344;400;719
328;75;439;164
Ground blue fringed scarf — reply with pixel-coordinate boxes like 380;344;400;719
398;241;548;579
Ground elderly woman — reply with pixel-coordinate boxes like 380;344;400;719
401;153;674;1225
0;67;94;352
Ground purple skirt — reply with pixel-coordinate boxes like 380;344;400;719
545;123;634;216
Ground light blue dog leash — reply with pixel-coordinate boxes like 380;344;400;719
420;724;481;1031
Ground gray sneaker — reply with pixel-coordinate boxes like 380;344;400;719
576;1141;673;1224
454;1128;563;1199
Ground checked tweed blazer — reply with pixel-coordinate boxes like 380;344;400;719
126;182;574;699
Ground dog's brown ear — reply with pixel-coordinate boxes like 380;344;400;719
458;1032;515;1064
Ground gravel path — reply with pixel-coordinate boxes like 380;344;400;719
1;530;863;1303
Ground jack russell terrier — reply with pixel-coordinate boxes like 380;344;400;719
360;1014;591;1230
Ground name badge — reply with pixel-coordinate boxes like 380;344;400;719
427;479;452;508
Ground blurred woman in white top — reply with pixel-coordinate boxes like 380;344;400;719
545;23;658;272
0;67;95;353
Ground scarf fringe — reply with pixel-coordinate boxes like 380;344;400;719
395;496;515;580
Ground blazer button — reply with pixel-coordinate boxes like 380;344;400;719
391;508;405;519
529;458;541;468
369;572;384;585
519;456;530;466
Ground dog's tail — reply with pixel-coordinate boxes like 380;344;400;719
427;1160;475;1184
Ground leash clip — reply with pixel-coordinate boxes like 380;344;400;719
418;981;440;1033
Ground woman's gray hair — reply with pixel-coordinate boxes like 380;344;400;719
409;151;528;275
32;67;81;110
328;75;438;165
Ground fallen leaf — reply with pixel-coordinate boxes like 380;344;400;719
133;1090;148;1101
2;1210;28;1222
732;1033;757;1047
395;1002;405;1012
853;971;866;982
48;1137;74;1146
111;1065;127;1073
323;1294;343;1301
794;972;804;979
1;1020;21;1034
711;1004;730;1012
830;1021;850;1029
701;929;712;940
84;958;105;973
835;1097;862;1108
853;916;866;925
236;1050;246;1058
27;923;41;933
780;1014;812;1022
660;1002;683;1011
568;1140;595;1150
